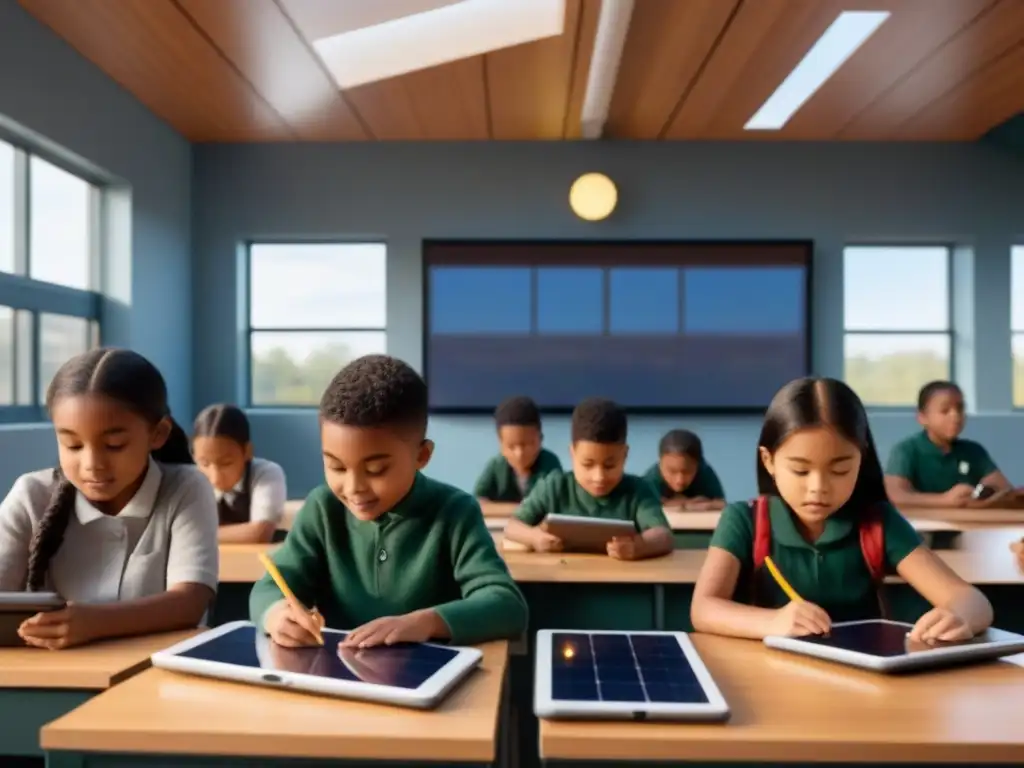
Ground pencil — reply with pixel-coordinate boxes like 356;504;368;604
764;556;803;603
257;552;324;645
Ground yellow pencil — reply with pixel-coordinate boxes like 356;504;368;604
257;552;324;645
764;556;803;603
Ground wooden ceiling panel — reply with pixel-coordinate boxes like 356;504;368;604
561;0;601;140
842;0;1024;139
18;0;291;142
174;0;367;141
605;0;741;140
485;0;595;140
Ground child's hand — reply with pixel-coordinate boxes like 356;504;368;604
264;599;325;648
766;601;831;637
662;497;685;510
341;608;444;648
942;483;975;506
533;527;564;552
1011;540;1024;571
18;602;101;650
909;607;973;643
607;535;643;560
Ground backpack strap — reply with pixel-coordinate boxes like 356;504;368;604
858;504;889;618
749;495;772;606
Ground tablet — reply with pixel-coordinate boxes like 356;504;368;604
764;619;1024;673
151;621;483;709
534;629;730;721
0;592;65;647
541;513;637;554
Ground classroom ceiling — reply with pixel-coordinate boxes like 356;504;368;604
16;0;1024;142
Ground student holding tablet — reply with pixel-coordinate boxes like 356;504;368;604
249;355;527;649
690;377;993;643
0;349;218;649
504;398;673;560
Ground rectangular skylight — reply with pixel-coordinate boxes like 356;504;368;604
745;10;890;131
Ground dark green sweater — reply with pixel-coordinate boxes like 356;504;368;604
473;448;563;502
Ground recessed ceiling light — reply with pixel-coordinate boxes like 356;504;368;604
745;10;890;131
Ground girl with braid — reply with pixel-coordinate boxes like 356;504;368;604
0;348;218;649
192;404;287;543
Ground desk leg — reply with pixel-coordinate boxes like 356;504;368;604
0;689;92;758
653;586;665;630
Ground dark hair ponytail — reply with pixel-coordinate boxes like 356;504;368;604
756;377;888;511
193;404;250;446
26;348;186;591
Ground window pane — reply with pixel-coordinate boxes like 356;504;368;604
15;310;33;406
537;268;603;334
1013;246;1023;332
0;307;12;405
30;157;92;290
844;246;948;331
250;244;386;329
683;267;804;334
251;331;387;406
0;143;14;274
1014;333;1024;408
39;313;90;401
844;333;950;406
609;268;678;334
430;267;530;334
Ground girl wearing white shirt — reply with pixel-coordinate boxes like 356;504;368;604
0;348;219;649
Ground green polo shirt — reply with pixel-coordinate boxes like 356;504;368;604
514;471;670;532
473;448;563;503
249;474;528;645
885;431;997;493
709;496;923;622
643;461;725;501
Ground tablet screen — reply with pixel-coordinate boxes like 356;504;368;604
176;625;459;689
797;621;1015;658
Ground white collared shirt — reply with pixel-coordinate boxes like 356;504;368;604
212;457;287;526
0;458;219;602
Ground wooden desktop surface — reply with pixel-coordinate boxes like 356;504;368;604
540;634;1024;763
41;640;509;762
0;629;198;690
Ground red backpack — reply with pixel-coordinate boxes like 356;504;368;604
750;495;889;617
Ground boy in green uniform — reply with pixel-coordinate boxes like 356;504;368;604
504;398;673;560
884;381;1014;508
691;377;993;641
250;355;527;649
473;396;562;504
643;429;726;511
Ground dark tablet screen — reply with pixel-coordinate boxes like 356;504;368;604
176;625;459;689
798;621;1022;657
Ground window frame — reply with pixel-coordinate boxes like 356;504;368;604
0;137;103;423
243;240;388;409
841;243;954;409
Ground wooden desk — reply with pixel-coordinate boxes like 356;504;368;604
539;633;1024;765
42;641;510;767
900;505;1024;526
0;629;197;758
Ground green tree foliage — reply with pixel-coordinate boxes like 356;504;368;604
252;343;353;406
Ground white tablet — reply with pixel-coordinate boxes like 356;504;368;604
534;629;730;721
151;621;483;709
541;513;636;554
764;619;1024;673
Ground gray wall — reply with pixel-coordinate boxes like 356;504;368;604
192;142;1024;499
0;0;192;489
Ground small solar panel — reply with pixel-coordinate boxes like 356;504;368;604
534;630;729;721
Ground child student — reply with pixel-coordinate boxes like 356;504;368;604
250;355;527;649
474;395;562;504
691;377;993;642
885;381;1014;508
504;398;674;560
644;429;726;511
193;404;287;543
0;349;218;650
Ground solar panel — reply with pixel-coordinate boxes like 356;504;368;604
534;630;730;721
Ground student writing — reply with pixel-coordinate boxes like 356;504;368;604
643;429;726;511
250;354;527;649
691;377;993;642
885;381;1014;508
193;404;287;544
504;398;673;560
0;349;218;649
473;395;562;505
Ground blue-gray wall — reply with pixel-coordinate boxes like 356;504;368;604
0;0;192;489
192;142;1024;499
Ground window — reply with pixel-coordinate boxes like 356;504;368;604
0;139;101;420
248;243;387;406
425;241;811;412
843;246;951;406
1013;247;1024;408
